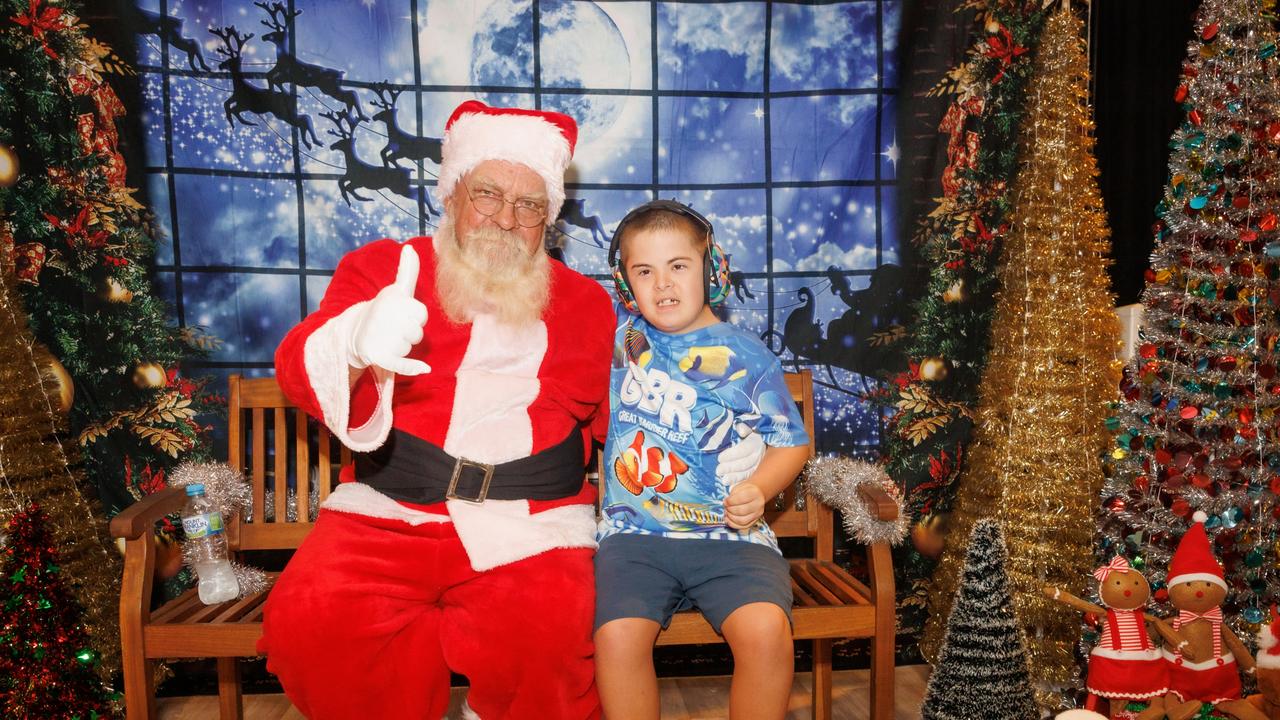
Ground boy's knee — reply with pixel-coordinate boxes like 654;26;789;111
723;603;792;655
594;617;661;655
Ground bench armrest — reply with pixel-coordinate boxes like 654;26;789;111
110;486;186;540
857;483;899;522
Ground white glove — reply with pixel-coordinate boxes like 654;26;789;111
716;425;765;486
348;245;431;377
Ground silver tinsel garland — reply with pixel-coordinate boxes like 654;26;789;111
169;462;252;520
169;461;272;598
803;455;907;546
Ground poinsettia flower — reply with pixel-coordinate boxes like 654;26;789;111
11;0;65;60
984;27;1028;84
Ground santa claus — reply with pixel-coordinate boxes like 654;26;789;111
259;100;615;719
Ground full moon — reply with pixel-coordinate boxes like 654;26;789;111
471;0;630;143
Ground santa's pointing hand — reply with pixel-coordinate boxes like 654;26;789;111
347;244;432;377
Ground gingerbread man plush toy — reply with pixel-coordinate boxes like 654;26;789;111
1158;512;1266;720
1244;607;1280;719
1045;556;1174;719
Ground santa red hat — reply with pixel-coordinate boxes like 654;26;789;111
1167;511;1227;590
437;100;578;225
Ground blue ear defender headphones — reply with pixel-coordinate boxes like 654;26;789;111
607;199;731;314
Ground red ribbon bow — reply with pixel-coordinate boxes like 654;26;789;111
1093;556;1132;582
1177;607;1223;625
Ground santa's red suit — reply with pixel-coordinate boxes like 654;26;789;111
259;235;614;719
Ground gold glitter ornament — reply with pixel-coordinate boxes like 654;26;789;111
920;7;1121;702
920;356;950;382
130;362;167;390
95;276;133;304
33;344;73;415
912;513;949;558
942;279;967;303
0;143;18;188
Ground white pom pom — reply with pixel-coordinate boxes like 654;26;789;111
1193;510;1208;523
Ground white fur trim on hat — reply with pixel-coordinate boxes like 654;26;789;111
1166;571;1228;590
438;111;572;224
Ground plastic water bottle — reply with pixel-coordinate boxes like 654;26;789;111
180;483;240;604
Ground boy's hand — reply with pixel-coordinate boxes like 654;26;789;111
724;481;766;529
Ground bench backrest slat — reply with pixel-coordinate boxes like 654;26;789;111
227;375;338;551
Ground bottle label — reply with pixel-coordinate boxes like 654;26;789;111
182;511;225;538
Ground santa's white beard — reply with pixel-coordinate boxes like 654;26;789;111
434;216;551;327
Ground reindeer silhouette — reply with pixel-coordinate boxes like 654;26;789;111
211;26;320;149
322;111;437;214
369;82;443;168
130;6;209;72
555;198;609;247
255;2;366;121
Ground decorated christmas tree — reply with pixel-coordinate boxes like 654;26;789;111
921;519;1038;720
0;504;116;717
0;0;220;520
921;6;1121;700
1099;0;1280;628
880;0;1049;638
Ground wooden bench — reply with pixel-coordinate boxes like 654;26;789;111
111;370;896;720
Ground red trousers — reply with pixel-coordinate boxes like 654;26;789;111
259;509;600;719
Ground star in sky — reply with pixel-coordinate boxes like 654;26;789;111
752;106;764;120
881;139;899;169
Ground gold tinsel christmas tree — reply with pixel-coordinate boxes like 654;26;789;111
920;4;1120;702
0;242;120;682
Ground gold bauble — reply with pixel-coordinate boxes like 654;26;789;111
96;276;133;304
911;513;949;558
131;362;168;389
920;356;949;382
33;345;74;414
0;143;17;188
942;279;966;303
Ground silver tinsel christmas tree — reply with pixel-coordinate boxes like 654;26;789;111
922;519;1038;720
1099;0;1280;627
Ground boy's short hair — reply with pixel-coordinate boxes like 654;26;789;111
615;206;709;257
608;199;731;311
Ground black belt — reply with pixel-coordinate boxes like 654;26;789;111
354;427;585;505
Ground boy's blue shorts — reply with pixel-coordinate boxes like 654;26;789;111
593;533;793;634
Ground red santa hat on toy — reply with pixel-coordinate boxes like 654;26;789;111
1166;511;1227;591
437;100;578;224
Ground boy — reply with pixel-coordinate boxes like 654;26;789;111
595;199;811;719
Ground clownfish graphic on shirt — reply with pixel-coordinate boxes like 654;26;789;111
600;305;808;548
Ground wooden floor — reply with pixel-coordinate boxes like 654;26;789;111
156;664;929;719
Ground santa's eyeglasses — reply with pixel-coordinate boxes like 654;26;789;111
461;181;548;228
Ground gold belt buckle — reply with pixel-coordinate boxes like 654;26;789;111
446;457;495;504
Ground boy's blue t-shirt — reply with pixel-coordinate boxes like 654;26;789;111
599;304;809;550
